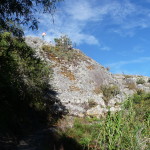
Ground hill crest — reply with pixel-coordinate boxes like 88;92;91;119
25;36;150;117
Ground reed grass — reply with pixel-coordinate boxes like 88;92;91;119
60;92;150;150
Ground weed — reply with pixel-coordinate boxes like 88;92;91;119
42;44;76;62
126;82;137;90
124;75;133;78
101;85;120;104
88;99;98;108
93;86;102;95
93;85;120;104
86;65;95;70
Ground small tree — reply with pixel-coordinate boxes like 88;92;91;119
54;35;73;51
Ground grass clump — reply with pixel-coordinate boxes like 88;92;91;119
60;92;150;150
93;86;102;95
126;82;137;90
88;99;98;108
101;85;120;104
42;35;89;65
124;75;133;78
93;85;120;104
42;44;76;62
136;78;145;84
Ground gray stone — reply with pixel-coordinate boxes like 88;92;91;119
25;37;150;117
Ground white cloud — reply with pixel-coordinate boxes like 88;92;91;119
97;0;150;36
26;0;150;45
31;0;101;45
65;0;150;38
65;1;97;21
108;57;150;69
100;45;111;51
106;57;150;75
112;69;144;75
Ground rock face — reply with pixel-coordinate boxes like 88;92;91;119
114;74;150;95
25;37;150;117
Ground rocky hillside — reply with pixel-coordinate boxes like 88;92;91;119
25;37;150;117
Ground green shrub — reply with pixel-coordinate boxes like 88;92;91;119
101;85;120;104
136;78;145;84
54;35;73;51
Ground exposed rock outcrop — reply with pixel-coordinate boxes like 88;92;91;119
114;74;150;95
25;37;150;118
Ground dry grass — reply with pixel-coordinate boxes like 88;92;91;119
124;75;133;78
86;65;95;70
93;86;102;94
48;53;61;62
93;85;120;105
126;82;137;90
69;85;80;91
101;85;120;104
61;67;75;80
88;99;98;108
42;45;90;67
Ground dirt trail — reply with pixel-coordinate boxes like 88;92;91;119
17;128;63;150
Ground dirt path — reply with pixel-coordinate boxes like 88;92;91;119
17;128;63;150
0;127;84;150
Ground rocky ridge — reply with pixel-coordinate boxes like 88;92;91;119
25;37;150;117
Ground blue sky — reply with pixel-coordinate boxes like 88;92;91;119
26;0;150;76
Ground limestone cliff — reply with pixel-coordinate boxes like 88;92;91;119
25;37;150;117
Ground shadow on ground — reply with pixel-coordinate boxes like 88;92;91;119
0;127;86;150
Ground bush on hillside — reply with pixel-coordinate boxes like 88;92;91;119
54;35;73;51
136;78;145;84
101;85;120;104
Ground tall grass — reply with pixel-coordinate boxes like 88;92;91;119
60;92;150;150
